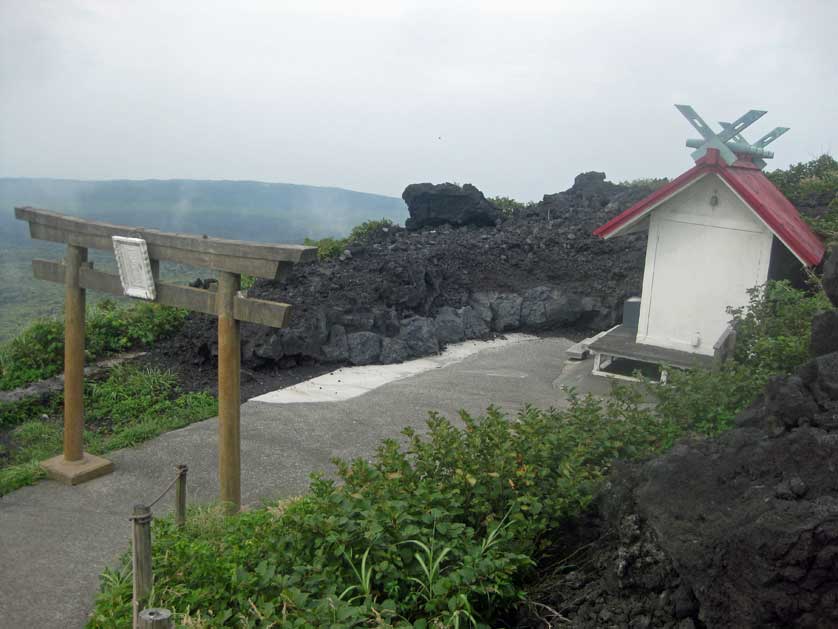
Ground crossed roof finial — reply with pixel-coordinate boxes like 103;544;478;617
675;104;789;169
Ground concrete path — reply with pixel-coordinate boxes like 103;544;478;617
0;336;610;628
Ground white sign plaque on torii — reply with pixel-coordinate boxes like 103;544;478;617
112;236;156;300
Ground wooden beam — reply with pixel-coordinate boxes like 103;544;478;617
17;207;317;278
233;295;291;328
32;259;291;328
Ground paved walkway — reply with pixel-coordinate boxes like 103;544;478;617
0;336;610;628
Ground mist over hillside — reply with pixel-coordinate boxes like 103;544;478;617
0;178;408;341
0;178;407;244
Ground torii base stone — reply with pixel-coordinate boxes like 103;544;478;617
41;452;114;486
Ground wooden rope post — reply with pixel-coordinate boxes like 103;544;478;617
63;244;86;462
217;271;241;513
138;608;173;628
132;504;153;629
175;464;187;528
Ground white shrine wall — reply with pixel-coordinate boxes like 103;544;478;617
635;173;774;355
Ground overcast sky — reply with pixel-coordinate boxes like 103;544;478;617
1;0;836;201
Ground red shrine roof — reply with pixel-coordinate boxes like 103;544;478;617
593;149;825;267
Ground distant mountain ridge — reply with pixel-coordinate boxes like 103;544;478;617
0;178;408;244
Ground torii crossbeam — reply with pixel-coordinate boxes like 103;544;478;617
15;207;317;512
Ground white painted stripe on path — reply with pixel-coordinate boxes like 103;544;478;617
250;334;539;404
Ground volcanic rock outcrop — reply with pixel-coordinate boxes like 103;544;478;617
522;245;838;629
154;175;654;372
403;182;501;230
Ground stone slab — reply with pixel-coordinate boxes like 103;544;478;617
41;452;114;485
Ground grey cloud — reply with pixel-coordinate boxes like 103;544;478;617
1;0;836;201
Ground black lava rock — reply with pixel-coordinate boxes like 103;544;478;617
402;182;501;230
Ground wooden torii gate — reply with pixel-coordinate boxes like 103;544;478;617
15;207;316;512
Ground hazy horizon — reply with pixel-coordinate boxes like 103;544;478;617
2;1;836;202
0;175;405;197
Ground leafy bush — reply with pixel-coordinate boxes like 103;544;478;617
653;362;766;436
0;318;64;388
488;196;532;218
303;236;346;260
767;154;838;211
0;300;187;390
648;279;832;436
618;177;670;191
767;154;838;241
727;280;831;377
304;218;396;260
86;299;187;358
89;390;678;628
349;218;394;242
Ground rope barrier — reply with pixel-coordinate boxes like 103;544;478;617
127;465;188;520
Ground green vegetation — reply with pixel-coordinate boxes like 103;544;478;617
487;196;534;218
768;154;838;240
649;279;832;437
618;177;670;190
90;389;679;629
728;280;831;377
87;279;828;627
0;365;216;496
0;294;204;496
0;299;186;390
651;362;764;437
304;218;395;260
303;235;347;260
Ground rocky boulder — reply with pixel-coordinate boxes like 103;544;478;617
399;316;439;357
822;245;838;306
529;351;838;629
433;307;466;344
346;331;382;365
402;182;501;230
631;365;838;628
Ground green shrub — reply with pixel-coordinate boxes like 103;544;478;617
728;280;832;377
86;299;187;358
767;154;838;241
0;318;64;388
349;218;394;242
653;363;765;436
0;300;187;391
488;196;531;217
304;219;396;260
304;236;346;260
89;390;677;628
648;279;831;436
618;177;670;191
767;154;838;211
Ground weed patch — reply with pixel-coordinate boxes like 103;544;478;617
0;365;216;496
